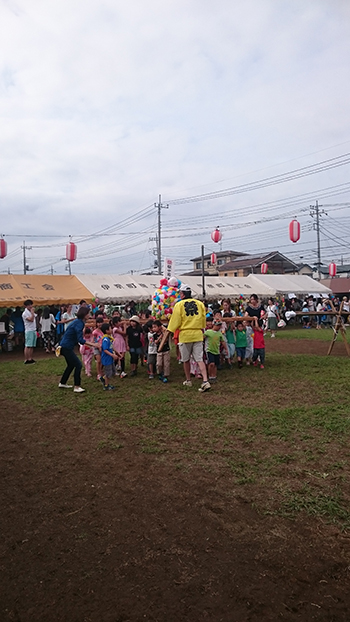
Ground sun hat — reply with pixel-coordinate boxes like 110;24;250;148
130;315;140;323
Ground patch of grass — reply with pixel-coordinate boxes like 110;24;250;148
278;485;350;528
2;349;350;529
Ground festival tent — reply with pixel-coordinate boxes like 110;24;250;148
0;275;93;307
247;274;332;296
75;274;155;303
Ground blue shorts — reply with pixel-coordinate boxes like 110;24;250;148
207;352;220;366
227;343;235;358
236;347;246;359
25;331;37;348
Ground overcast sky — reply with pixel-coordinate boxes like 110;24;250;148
1;0;350;276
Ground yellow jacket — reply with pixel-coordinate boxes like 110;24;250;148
168;298;206;343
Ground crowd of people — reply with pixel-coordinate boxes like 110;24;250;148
0;290;348;394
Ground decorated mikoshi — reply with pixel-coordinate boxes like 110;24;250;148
151;276;181;319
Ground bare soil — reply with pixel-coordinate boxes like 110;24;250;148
1;341;350;621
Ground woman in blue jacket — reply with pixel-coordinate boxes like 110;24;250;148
59;307;94;393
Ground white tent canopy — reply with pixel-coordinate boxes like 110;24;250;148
75;273;332;303
248;274;332;296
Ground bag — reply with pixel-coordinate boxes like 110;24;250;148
277;319;286;328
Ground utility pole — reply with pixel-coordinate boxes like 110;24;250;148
155;194;169;276
21;240;32;275
201;245;206;299
310;200;325;280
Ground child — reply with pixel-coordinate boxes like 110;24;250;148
147;327;157;379
203;320;228;383
244;320;254;365
152;320;170;383
235;321;247;368
252;318;266;369
112;317;127;378
92;317;104;381
79;326;94;377
223;312;235;368
126;315;143;376
100;323;119;391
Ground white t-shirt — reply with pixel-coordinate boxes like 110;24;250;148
267;304;277;318
22;308;36;332
40;314;56;333
62;311;75;331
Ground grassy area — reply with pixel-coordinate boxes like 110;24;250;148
274;325;350;341
2;351;350;529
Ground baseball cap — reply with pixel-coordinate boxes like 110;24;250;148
179;283;191;292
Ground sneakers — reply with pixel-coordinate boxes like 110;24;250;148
253;361;258;367
73;387;85;393
58;383;73;389
158;374;164;381
130;370;137;377
149;374;154;380
120;371;127;378
162;377;168;383
99;376;106;387
183;380;192;387
209;377;217;383
260;364;265;369
24;359;35;365
104;385;115;391
198;381;211;393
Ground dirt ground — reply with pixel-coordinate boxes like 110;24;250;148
1;340;350;621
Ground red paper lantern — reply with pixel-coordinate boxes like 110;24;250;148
0;239;7;259
329;262;337;277
211;227;222;243
289;219;300;243
211;252;217;265
66;242;77;262
261;262;268;274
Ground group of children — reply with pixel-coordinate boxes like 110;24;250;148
203;312;265;384
78;305;267;390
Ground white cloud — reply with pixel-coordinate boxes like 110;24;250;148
0;0;350;274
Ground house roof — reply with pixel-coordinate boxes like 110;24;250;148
217;251;299;272
320;278;350;294
190;250;248;262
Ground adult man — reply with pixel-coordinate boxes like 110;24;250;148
22;299;37;364
167;284;210;392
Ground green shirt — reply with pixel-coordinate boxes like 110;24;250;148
235;328;247;348
204;329;224;355
226;327;235;344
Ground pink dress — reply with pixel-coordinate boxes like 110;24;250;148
112;328;127;354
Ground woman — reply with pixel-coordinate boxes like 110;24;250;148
62;303;76;331
40;306;56;352
245;294;266;321
266;298;279;338
59;307;94;393
222;298;233;316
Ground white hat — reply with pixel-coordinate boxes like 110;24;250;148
179;283;191;292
